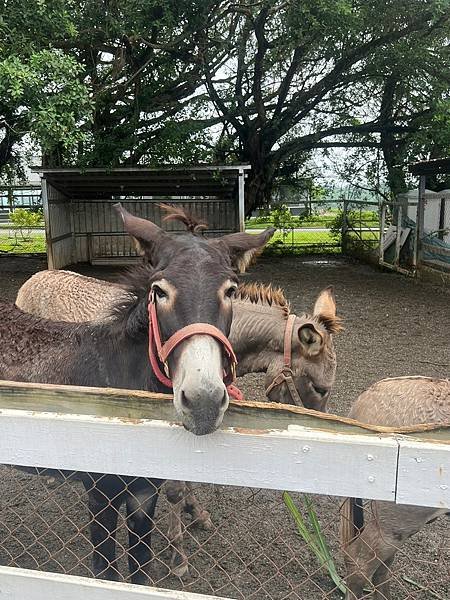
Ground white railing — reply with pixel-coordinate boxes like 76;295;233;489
0;380;448;599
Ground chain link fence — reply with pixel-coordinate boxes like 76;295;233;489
0;465;448;599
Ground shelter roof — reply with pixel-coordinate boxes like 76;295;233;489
31;165;250;200
409;158;450;176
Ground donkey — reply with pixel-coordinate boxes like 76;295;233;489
0;204;275;584
16;268;342;576
341;376;450;600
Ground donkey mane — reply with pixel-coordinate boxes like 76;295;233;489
159;203;208;233
115;263;161;297
236;282;290;315
236;282;343;334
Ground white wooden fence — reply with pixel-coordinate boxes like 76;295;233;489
0;380;448;600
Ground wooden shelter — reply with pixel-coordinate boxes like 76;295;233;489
33;165;250;268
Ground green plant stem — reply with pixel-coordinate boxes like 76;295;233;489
283;492;348;595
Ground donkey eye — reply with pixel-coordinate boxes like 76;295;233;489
153;285;168;299
225;285;237;298
312;384;328;397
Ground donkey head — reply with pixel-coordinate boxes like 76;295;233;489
115;204;274;435
265;287;342;412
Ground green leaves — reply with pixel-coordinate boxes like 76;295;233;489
9;208;44;228
0;49;91;153
283;492;347;595
1;0;448;197
0;1;92;176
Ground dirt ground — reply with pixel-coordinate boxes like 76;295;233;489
0;254;448;599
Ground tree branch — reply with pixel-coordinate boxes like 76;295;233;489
251;4;269;124
271;11;443;141
272;122;415;162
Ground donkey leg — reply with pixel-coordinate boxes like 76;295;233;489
126;478;162;585
166;480;189;577
371;556;395;600
344;502;441;600
184;481;213;530
343;503;395;600
86;483;122;581
344;532;382;600
368;504;447;600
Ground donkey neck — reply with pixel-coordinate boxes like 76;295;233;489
230;300;289;375
75;303;162;393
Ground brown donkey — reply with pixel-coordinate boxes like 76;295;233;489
341;376;450;600
2;204;275;583
16;269;342;575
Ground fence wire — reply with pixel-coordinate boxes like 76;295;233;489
420;196;450;272
0;465;448;599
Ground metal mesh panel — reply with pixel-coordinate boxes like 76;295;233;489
420;195;450;271
0;465;448;599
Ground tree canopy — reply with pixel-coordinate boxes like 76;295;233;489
0;0;91;177
195;0;450;209
1;0;449;209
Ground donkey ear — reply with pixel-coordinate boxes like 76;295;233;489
114;203;166;262
313;286;343;334
298;323;323;356
210;228;276;273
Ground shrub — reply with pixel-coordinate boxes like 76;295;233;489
9;208;44;240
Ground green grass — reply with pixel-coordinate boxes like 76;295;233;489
246;218;337;229
283;492;347;595
0;232;46;253
246;211;379;230
257;228;379;256
267;229;338;246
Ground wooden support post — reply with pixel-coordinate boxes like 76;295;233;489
41;178;54;269
394;205;403;266
238;168;245;232
415;175;426;268
342;198;349;253
379;202;386;265
438;197;445;240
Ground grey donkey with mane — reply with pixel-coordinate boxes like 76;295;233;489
2;203;277;583
341;376;450;600
17;269;342;577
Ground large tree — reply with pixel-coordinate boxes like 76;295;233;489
194;0;449;212
50;0;228;166
0;0;227;174
2;0;449;205
0;0;91;178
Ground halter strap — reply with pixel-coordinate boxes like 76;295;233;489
265;314;304;407
283;314;296;367
148;291;242;400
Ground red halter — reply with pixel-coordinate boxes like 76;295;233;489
147;291;243;401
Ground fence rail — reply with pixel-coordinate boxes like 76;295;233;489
0;380;448;599
0;185;42;211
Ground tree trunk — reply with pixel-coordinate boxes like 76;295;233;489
380;130;407;197
245;169;273;217
241;135;276;216
379;76;408;197
0;126;20;175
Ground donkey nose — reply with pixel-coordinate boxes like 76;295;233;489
180;386;228;412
